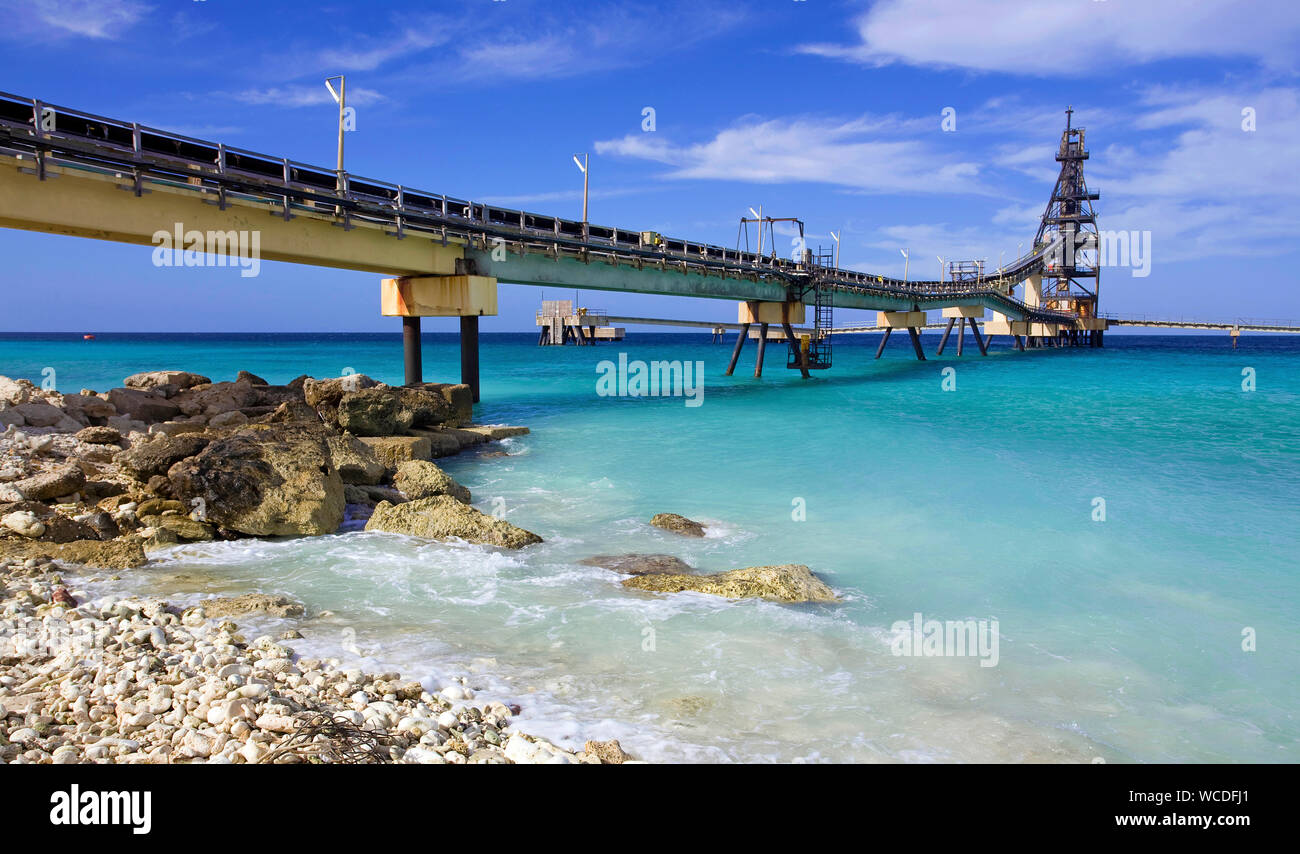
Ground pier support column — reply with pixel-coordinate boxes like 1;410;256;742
403;317;423;385
460;315;481;403
754;323;770;378
957;317;965;356
877;311;927;361
874;328;892;359
382;273;497;400
936;318;956;355
726;324;750;375
782;321;810;379
968;317;988;356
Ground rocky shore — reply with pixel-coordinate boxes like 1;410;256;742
0;369;839;764
0;370;634;763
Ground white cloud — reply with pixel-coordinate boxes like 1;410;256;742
232;86;387;108
1;0;149;39
596;114;991;196
800;0;1300;75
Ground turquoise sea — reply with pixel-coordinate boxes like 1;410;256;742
2;331;1297;762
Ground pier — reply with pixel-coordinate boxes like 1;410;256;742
1;94;1293;399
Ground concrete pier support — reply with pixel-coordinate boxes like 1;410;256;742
877;311;927;361
402;317;423;385
382;273;497;401
937;318;956;355
460;315;481;402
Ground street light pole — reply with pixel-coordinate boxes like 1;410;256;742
830;230;841;269
325;75;346;208
573;154;589;239
900;248;909;285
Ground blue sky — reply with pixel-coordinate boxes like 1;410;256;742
1;0;1297;332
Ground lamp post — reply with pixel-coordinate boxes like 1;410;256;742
324;76;346;194
936;255;945;287
573;153;589;239
830;230;841;269
900;248;909;285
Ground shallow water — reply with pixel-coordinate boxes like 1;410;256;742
5;331;1298;762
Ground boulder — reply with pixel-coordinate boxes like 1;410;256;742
584;739;634;764
208;410;249;429
135;498;186;517
82;511;120;541
0;376;37;406
650;513;706;538
138;514;215;542
123;370;211;391
337;387;405;436
172;380;260;418
1;510;45;538
326;434;386;485
462;425;530;441
168;424;344;537
365;496;541;549
147;420;208;437
10;401;81;432
201;593;305;619
60;393;117;422
38;514;102;543
107;387;181;423
357;436;432;470
408;428;464;458
621;564;839;604
0;537;147;568
75;425;123;445
236;370;269;386
2;465;86;502
394;460;470;503
579;554;695;576
393;386;456;429
115;434;210;480
261;401;322;424
302;374;378;425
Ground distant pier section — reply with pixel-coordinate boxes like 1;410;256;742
536;300;625;345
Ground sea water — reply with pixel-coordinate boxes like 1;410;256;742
2;331;1297;762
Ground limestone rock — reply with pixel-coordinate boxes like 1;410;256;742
236;370;269;386
584;739;634;764
650;512;706;537
620;564;839;604
172;381;260;419
0;537;147;568
138;514;215;542
38;514;101;544
4;464;86;501
75;425;122;445
1;510;45;538
302;374;378;426
358;436;431;471
261;401;321;424
365;496;541;549
579;554;694;576
115;434;210;480
0;376;37;406
107;387;181;423
168;424;344;537
124;370;212;391
201;594;305;619
208;410;249;429
394;460;470;503
337;387;405;436
60;393;117;422
327;434;386;485
10;401;81;432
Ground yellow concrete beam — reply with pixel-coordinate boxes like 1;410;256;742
381;275;498;317
1078;317;1109;331
876;310;927;328
739;301;805;325
941;306;985;318
984;319;1032;335
0;155;463;276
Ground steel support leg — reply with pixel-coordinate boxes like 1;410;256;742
403;316;422;386
968;317;987;355
907;326;926;360
460;315;480;403
726;323;750;375
874;328;892;359
754;323;769;378
936;318;955;355
957;317;965;356
782;321;810;378
1014;334;1025;352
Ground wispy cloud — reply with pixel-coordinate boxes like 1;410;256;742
0;0;149;40
596;113;991;196
231;85;387;108
799;0;1300;75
